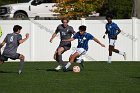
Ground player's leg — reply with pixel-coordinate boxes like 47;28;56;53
0;50;4;64
18;54;25;74
75;48;86;68
64;48;86;71
76;56;84;68
0;54;7;64
108;39;115;63
64;52;80;71
53;51;57;61
113;48;126;60
57;47;65;64
54;47;65;70
112;41;126;60
0;59;4;64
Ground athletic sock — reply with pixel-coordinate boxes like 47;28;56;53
76;56;83;63
57;54;64;66
19;60;24;72
65;62;71;69
108;56;112;63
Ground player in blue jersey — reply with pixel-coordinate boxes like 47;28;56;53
0;25;29;74
103;15;126;63
62;25;105;71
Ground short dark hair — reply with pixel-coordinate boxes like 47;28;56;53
61;17;69;23
13;25;22;32
106;14;113;19
79;25;86;31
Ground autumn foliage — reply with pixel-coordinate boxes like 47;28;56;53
53;0;105;19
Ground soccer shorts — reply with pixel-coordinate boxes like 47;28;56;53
72;48;87;56
58;42;71;51
1;53;20;61
109;39;116;46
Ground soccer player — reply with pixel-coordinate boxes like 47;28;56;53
63;25;105;71
50;18;75;71
0;25;29;74
103;14;126;63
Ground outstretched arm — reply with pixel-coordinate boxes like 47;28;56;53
93;38;105;47
19;33;29;44
62;38;75;42
50;33;57;43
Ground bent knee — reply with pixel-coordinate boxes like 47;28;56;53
19;54;25;60
69;55;76;62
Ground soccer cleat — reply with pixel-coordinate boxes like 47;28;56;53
55;65;62;71
62;67;68;72
123;52;126;60
80;59;84;68
18;70;22;74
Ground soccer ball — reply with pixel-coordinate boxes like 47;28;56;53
73;66;80;73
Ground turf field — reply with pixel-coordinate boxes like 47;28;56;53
0;62;140;93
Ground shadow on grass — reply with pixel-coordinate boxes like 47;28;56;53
130;77;140;79
35;68;73;72
0;70;17;73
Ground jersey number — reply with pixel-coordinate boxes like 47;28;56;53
10;36;14;42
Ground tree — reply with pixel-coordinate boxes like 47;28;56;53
0;0;18;6
99;0;133;19
53;0;105;19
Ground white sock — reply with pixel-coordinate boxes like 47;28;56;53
76;59;81;63
108;56;112;61
76;56;83;63
65;62;71;69
119;51;124;55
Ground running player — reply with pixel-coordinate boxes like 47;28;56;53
103;14;126;63
0;25;29;74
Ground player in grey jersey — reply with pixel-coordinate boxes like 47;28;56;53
0;25;29;74
50;18;75;71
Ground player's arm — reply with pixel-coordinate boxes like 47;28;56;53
115;29;121;36
0;41;6;49
63;38;75;42
93;38;105;47
0;35;7;49
103;30;108;39
50;33;57;43
19;33;29;44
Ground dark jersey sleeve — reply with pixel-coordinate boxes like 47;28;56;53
55;25;60;34
114;23;120;31
88;33;94;40
17;34;22;44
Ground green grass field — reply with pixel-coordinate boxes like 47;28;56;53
0;62;140;93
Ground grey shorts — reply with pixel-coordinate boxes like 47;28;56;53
1;53;20;61
58;42;71;51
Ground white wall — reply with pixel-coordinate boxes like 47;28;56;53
0;18;139;61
